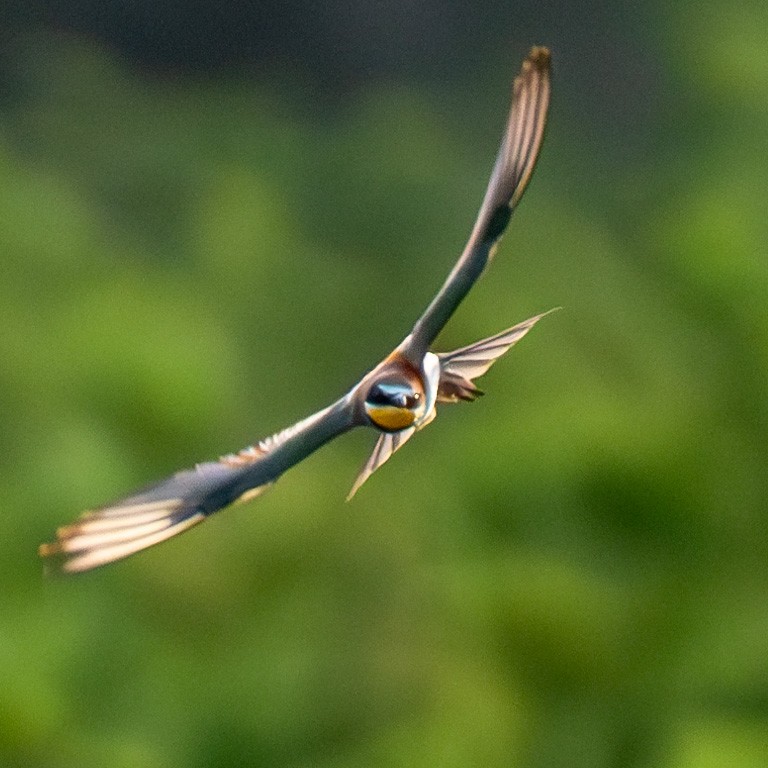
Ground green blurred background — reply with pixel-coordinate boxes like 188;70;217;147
2;3;767;767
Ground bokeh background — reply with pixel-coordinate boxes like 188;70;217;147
2;2;767;767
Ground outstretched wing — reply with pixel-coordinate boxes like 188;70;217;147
437;311;556;403
403;47;551;359
40;397;357;573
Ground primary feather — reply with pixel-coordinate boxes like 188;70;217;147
40;398;354;573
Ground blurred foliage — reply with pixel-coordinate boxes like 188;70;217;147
1;8;768;767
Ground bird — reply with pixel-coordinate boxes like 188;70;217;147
39;46;552;574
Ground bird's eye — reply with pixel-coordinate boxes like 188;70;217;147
404;391;421;408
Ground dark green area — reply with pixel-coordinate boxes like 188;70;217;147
2;12;768;768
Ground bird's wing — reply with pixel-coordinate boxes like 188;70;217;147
436;310;556;402
40;396;357;573
346;426;416;500
403;47;551;360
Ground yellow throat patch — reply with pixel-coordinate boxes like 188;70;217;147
365;406;416;432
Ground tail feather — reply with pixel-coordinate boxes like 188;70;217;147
346;427;416;500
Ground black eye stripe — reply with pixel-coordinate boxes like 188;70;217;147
366;382;420;409
366;385;393;406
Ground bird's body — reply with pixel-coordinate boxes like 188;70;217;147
40;47;553;573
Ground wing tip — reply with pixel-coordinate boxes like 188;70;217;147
38;541;59;558
526;46;551;70
39;504;206;575
515;47;551;92
345;482;363;503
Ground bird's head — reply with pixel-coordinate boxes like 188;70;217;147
363;376;426;432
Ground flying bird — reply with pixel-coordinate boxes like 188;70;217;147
40;47;553;573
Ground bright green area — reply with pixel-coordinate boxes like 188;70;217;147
2;16;768;768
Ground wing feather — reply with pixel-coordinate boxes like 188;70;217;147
404;47;551;358
40;397;356;573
